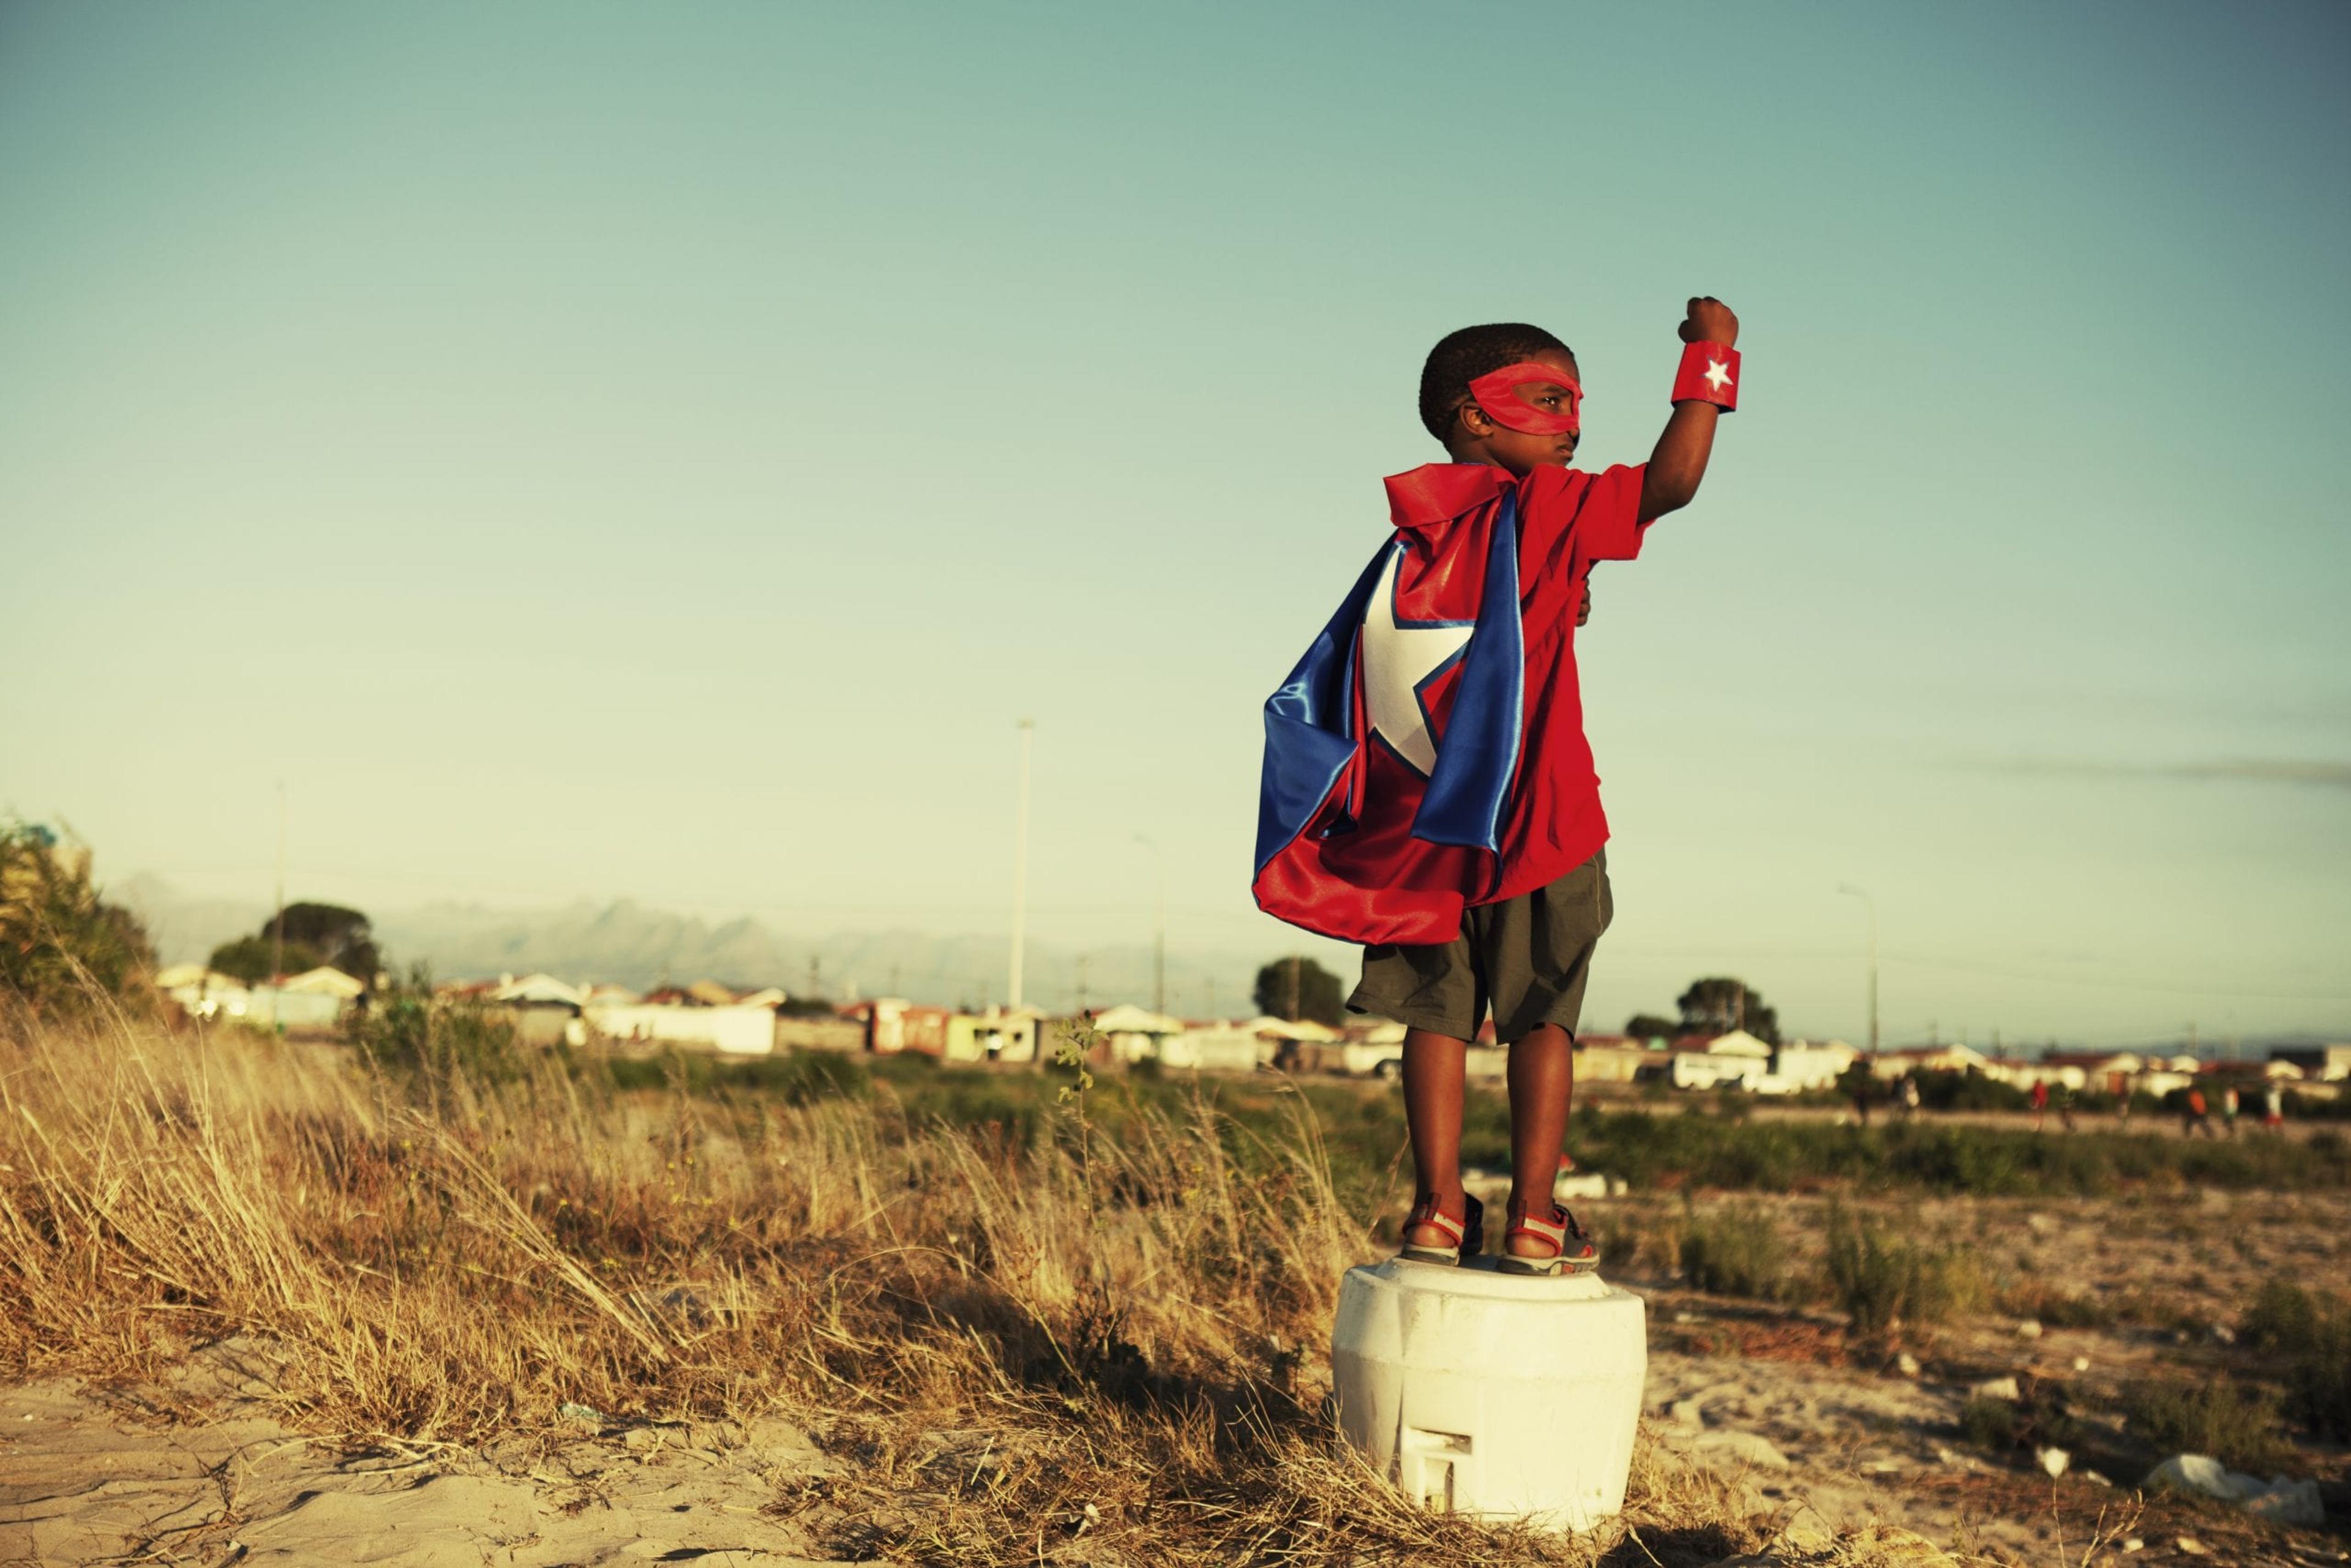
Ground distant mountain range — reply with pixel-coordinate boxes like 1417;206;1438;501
113;875;1282;1016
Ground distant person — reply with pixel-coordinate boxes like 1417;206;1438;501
2183;1086;2213;1138
1899;1074;1921;1119
2056;1082;2078;1133
2263;1082;2285;1131
1853;1073;1874;1127
1251;302;1742;1275
2030;1078;2050;1133
2221;1084;2241;1139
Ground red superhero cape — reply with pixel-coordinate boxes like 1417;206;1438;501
1251;462;1649;945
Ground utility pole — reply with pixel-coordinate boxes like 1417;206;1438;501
1008;718;1033;1013
1134;833;1166;1017
1837;884;1880;1070
272;779;287;983
806;954;822;1002
1286;953;1300;1022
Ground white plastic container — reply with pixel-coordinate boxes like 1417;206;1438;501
1330;1256;1646;1531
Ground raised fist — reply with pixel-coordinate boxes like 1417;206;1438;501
1679;296;1739;348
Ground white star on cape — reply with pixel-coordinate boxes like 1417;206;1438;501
1361;545;1472;778
1703;357;1733;394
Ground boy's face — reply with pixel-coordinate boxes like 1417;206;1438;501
1449;348;1583;475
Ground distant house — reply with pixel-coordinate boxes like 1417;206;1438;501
1873;1043;1995;1080
1640;1029;1773;1090
1157;1021;1263;1074
1090;1004;1185;1065
585;1000;776;1055
1340;1019;1406;1078
851;998;951;1056
489;973;585;1008
2273;1045;2351;1082
1572;1032;1655;1085
1245;1014;1343;1073
1756;1038;1858;1095
279;966;366;999
157;964;252;1022
945;1005;1041;1063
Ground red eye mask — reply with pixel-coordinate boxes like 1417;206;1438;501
1468;361;1583;436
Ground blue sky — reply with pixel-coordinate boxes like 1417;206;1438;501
3;2;2345;1045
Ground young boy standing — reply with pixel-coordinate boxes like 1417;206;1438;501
1254;298;1739;1274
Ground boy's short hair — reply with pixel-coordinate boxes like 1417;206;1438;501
1418;322;1573;442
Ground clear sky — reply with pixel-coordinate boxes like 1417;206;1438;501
4;2;2346;1047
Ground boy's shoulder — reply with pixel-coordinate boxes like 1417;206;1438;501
1384;461;1638;528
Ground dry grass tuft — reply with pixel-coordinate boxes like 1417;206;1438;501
0;1008;1814;1562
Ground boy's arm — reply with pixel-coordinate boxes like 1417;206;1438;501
1637;296;1739;523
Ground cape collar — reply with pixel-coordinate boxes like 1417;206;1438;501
1383;463;1512;529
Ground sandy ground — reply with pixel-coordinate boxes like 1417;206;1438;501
8;1193;2350;1567
0;1346;852;1567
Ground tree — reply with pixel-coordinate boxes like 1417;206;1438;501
1253;955;1345;1027
1675;976;1780;1045
1;820;155;1013
1625;1012;1679;1041
208;935;320;986
210;901;379;984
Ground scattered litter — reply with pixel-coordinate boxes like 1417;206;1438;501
1668;1398;1704;1428
2241;1477;2324;1528
2072;1355;2091;1372
2121;1539;2142;1553
557;1401;603;1427
2208;1324;2236;1346
2081;1469;2113;1487
1673;1310;1701;1324
1895;1352;1922;1378
2015;1318;2042;1339
1970;1376;2021;1402
2036;1446;2068;1478
2145;1454;2324;1525
2175;1539;2206;1556
1555;1171;1611;1199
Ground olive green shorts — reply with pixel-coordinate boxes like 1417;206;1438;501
1346;850;1612;1044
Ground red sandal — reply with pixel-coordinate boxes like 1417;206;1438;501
1399;1191;1486;1267
1500;1199;1598;1277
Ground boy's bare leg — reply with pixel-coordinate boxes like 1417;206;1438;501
1401;1028;1468;1247
1505;1022;1573;1256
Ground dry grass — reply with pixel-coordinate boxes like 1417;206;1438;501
0;1008;1803;1565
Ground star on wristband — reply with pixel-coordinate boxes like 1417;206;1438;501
1671;341;1739;410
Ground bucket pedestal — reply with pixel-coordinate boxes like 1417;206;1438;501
1330;1256;1646;1531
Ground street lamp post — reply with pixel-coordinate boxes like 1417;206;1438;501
1008;720;1033;1013
1837;883;1880;1068
1133;832;1166;1018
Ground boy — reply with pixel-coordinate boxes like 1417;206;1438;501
1254;298;1739;1273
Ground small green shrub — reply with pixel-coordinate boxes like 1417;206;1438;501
1960;1384;2085;1458
1823;1206;1985;1339
2242;1278;2351;1442
2124;1378;2293;1474
1958;1395;2018;1450
349;969;522;1087
2000;1278;2115;1329
1678;1203;1794;1301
